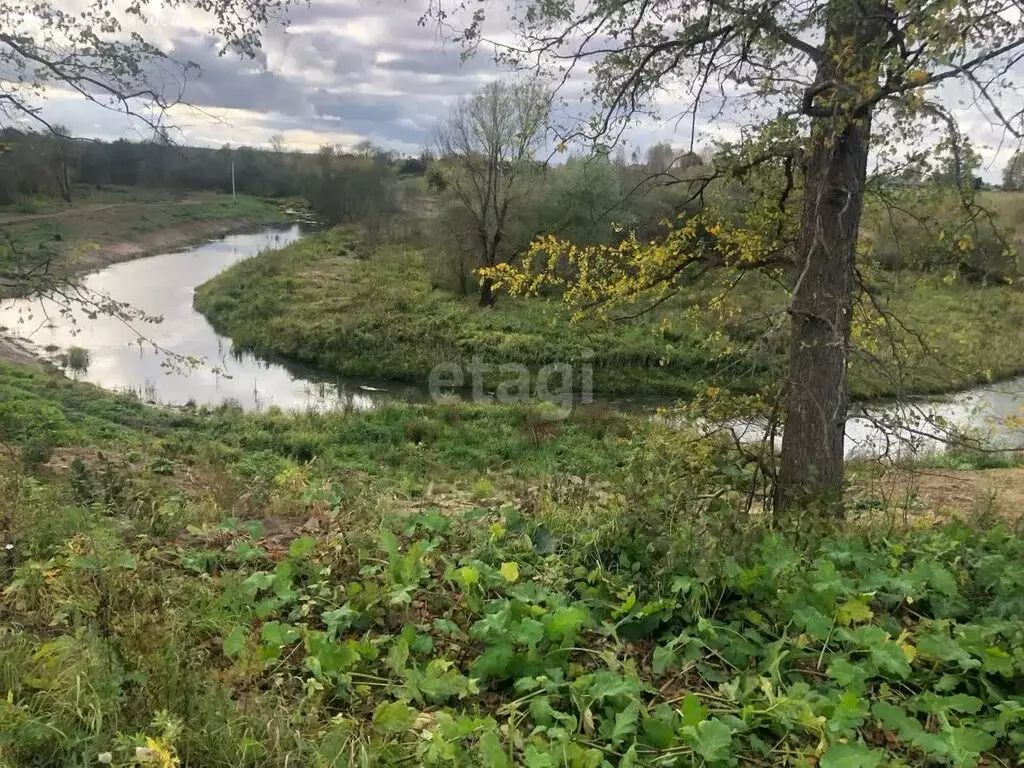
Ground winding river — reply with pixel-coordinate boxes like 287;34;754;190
0;225;1021;458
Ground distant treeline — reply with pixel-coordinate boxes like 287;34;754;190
0;128;428;218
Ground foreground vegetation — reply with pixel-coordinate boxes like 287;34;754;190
195;227;1024;400
1;361;1022;766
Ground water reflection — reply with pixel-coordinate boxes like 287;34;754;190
0;226;410;411
718;381;1024;460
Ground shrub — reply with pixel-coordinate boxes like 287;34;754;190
64;345;91;373
403;417;440;445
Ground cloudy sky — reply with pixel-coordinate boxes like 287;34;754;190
27;0;501;154
8;0;1023;181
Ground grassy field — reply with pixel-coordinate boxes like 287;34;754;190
0;188;289;295
195;227;1024;400
1;360;1022;766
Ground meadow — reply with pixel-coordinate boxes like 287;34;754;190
1;360;1022;766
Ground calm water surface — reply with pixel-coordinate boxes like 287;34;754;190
0;226;421;411
1;225;1022;458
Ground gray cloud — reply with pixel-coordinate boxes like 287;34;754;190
9;0;500;151
6;0;1021;181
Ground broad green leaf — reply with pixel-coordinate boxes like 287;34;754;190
946;726;997;767
611;702;640;746
692;718;732;764
379;529;399;559
260;621;299;648
306;635;358;676
819;742;883;768
322;605;358;636
670;575;695;594
681;693;706;727
529;696;577;729
288;536;316;558
222;625;247;658
642;716;675;749
927;563;958;596
478;730;509;768
70;554;102;571
981;646;1014;676
109;551;136;570
454;565;479;588
828;691;869;735
433;618;462;636
913;693;984;715
523;745;555;768
794;606;833;640
545;605;590;643
579;670;640;702
652;645;677;676
404;659;475;704
828;657;870;689
471;641;517;680
835;598;874;626
916;632;978;668
513;618;545;647
872;701;915;732
871;640;911;679
386;637;409;675
372;701;417;734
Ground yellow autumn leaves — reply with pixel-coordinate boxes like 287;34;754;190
479;212;783;315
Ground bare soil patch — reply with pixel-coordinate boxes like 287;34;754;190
854;466;1024;525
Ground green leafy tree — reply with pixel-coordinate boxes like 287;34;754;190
304;145;400;236
440;0;1024;515
1004;151;1024;191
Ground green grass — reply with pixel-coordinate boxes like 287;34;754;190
0;361;642;486
195;227;1024;400
850;270;1024;396
194;229;767;398
1;361;1023;767
1;189;289;293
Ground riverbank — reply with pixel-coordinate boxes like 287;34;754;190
0;192;293;366
0;190;289;300
2;358;1023;766
195;227;1024;400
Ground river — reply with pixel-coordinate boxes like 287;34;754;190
0;225;1021;458
0;226;417;411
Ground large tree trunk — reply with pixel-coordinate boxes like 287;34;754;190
775;0;885;517
775;118;871;516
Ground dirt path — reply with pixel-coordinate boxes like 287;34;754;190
855;466;1024;525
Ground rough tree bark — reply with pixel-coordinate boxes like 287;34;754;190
776;119;872;516
776;0;885;517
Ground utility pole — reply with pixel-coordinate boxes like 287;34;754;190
231;159;236;200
